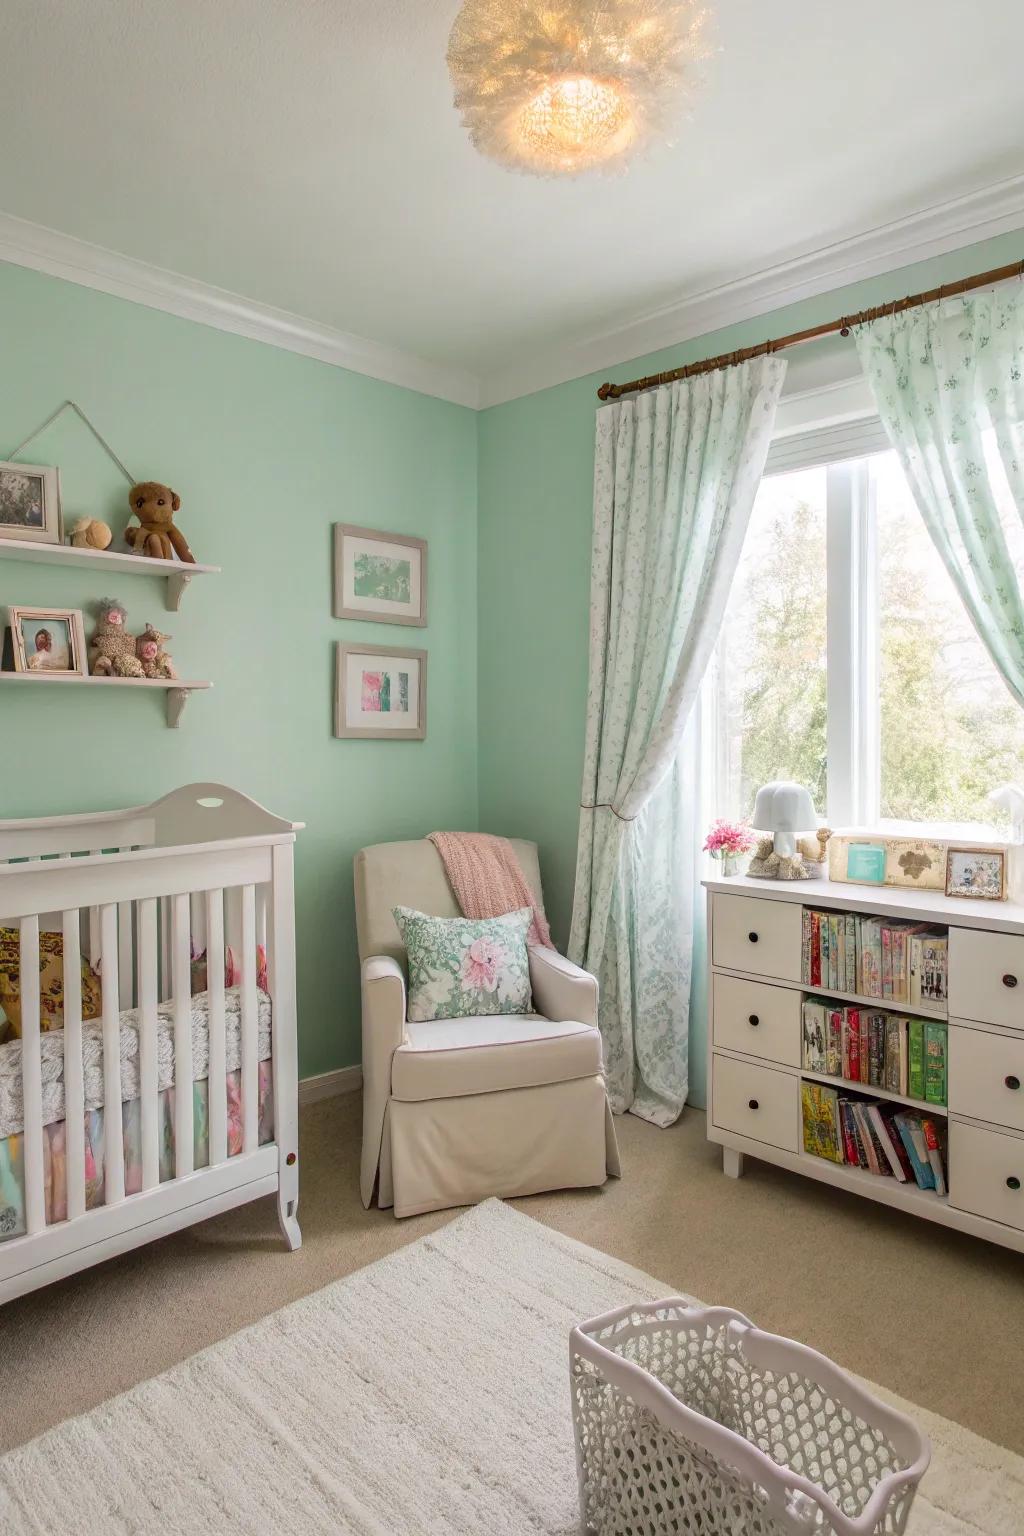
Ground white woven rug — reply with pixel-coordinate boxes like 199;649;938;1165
1;1199;1021;1534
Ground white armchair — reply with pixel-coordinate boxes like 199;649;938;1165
354;838;621;1217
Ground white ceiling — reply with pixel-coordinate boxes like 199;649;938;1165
1;0;1023;407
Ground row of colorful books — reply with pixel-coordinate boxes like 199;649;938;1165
801;1000;947;1105
801;910;948;1005
801;1082;947;1193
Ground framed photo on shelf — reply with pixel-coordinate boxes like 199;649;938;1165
333;524;427;626
0;461;62;546
334;641;427;740
5;605;87;676
945;845;1007;901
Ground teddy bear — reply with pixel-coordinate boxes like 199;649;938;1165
69;516;112;550
125;481;195;564
88;598;144;677
135;622;177;680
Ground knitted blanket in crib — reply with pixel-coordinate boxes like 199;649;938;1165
0;988;272;1140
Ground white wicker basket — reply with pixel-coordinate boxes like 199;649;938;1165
570;1300;930;1536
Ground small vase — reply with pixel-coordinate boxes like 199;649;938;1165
720;853;743;877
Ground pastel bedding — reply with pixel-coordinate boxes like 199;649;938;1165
0;988;273;1240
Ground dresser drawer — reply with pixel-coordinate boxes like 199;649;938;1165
711;894;803;983
949;1025;1024;1133
712;1054;799;1153
949;1121;1024;1232
948;928;1024;1031
712;974;801;1067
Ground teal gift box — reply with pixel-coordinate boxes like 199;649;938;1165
846;843;886;883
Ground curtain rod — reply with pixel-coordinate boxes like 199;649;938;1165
595;256;1024;402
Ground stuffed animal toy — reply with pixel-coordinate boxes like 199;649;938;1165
135;622;177;680
89;598;144;678
69;517;112;550
125;481;195;564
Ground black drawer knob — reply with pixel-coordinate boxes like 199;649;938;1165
1003;973;1018;988
748;1014;760;1027
748;1098;759;1110
1007;1176;1021;1191
1006;1075;1021;1091
748;931;759;944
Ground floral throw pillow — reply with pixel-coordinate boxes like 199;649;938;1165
392;906;533;1022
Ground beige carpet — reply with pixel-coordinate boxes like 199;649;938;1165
2;1197;1022;1535
1;1095;1022;1464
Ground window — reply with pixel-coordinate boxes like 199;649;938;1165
713;434;1024;836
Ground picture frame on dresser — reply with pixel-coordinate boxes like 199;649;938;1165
703;875;1024;1255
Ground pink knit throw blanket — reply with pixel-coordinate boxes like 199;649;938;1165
427;831;554;949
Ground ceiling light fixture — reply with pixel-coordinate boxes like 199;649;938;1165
447;0;710;178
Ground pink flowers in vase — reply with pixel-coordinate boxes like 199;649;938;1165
704;819;756;875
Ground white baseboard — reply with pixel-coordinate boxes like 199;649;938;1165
299;1065;363;1106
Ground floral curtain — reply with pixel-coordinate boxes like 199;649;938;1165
855;286;1024;705
569;357;786;1125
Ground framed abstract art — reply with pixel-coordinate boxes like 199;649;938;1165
333;524;427;626
334;641;427;740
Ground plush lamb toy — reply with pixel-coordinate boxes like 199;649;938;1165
135;622;177;680
89;598;144;678
125;481;195;563
69;516;112;550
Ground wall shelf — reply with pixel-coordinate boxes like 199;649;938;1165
0;537;220;612
0;671;211;728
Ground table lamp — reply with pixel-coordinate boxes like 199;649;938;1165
751;781;817;859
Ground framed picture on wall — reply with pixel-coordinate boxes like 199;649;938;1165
0;461;62;545
334;642;427;740
333;524;427;626
6;605;87;676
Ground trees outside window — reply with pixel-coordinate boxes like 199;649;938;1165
713;446;1024;835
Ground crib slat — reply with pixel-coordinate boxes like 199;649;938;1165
206;888;227;1166
88;856;102;967
62;910;86;1221
159;895;172;1002
100;903;125;1205
137;898;160;1192
241;883;258;1154
172;892;193;1177
19;917;46;1236
117;897;134;1009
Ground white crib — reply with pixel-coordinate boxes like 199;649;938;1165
0;783;303;1304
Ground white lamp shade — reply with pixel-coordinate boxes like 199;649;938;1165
752;781;817;859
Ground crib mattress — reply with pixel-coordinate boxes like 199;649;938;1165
0;987;272;1141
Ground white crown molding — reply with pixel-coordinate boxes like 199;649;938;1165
2;177;1022;416
0;212;480;410
479;173;1024;409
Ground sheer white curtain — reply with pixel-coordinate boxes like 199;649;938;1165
569;357;786;1125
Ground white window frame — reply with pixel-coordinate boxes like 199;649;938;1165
752;403;1004;838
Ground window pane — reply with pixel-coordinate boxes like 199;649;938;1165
875;449;1024;831
715;466;828;820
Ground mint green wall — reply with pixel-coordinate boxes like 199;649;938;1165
477;229;1024;1108
0;261;478;1079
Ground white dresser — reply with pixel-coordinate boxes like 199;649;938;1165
704;875;1024;1254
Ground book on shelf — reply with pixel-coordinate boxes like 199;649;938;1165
801;1082;844;1163
802;910;948;1006
802;1087;947;1192
910;933;948;1006
922;1117;948;1196
908;1019;925;1101
924;1021;948;1106
800;999;946;1105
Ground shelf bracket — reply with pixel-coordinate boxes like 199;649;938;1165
166;688;189;729
166;571;192;612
